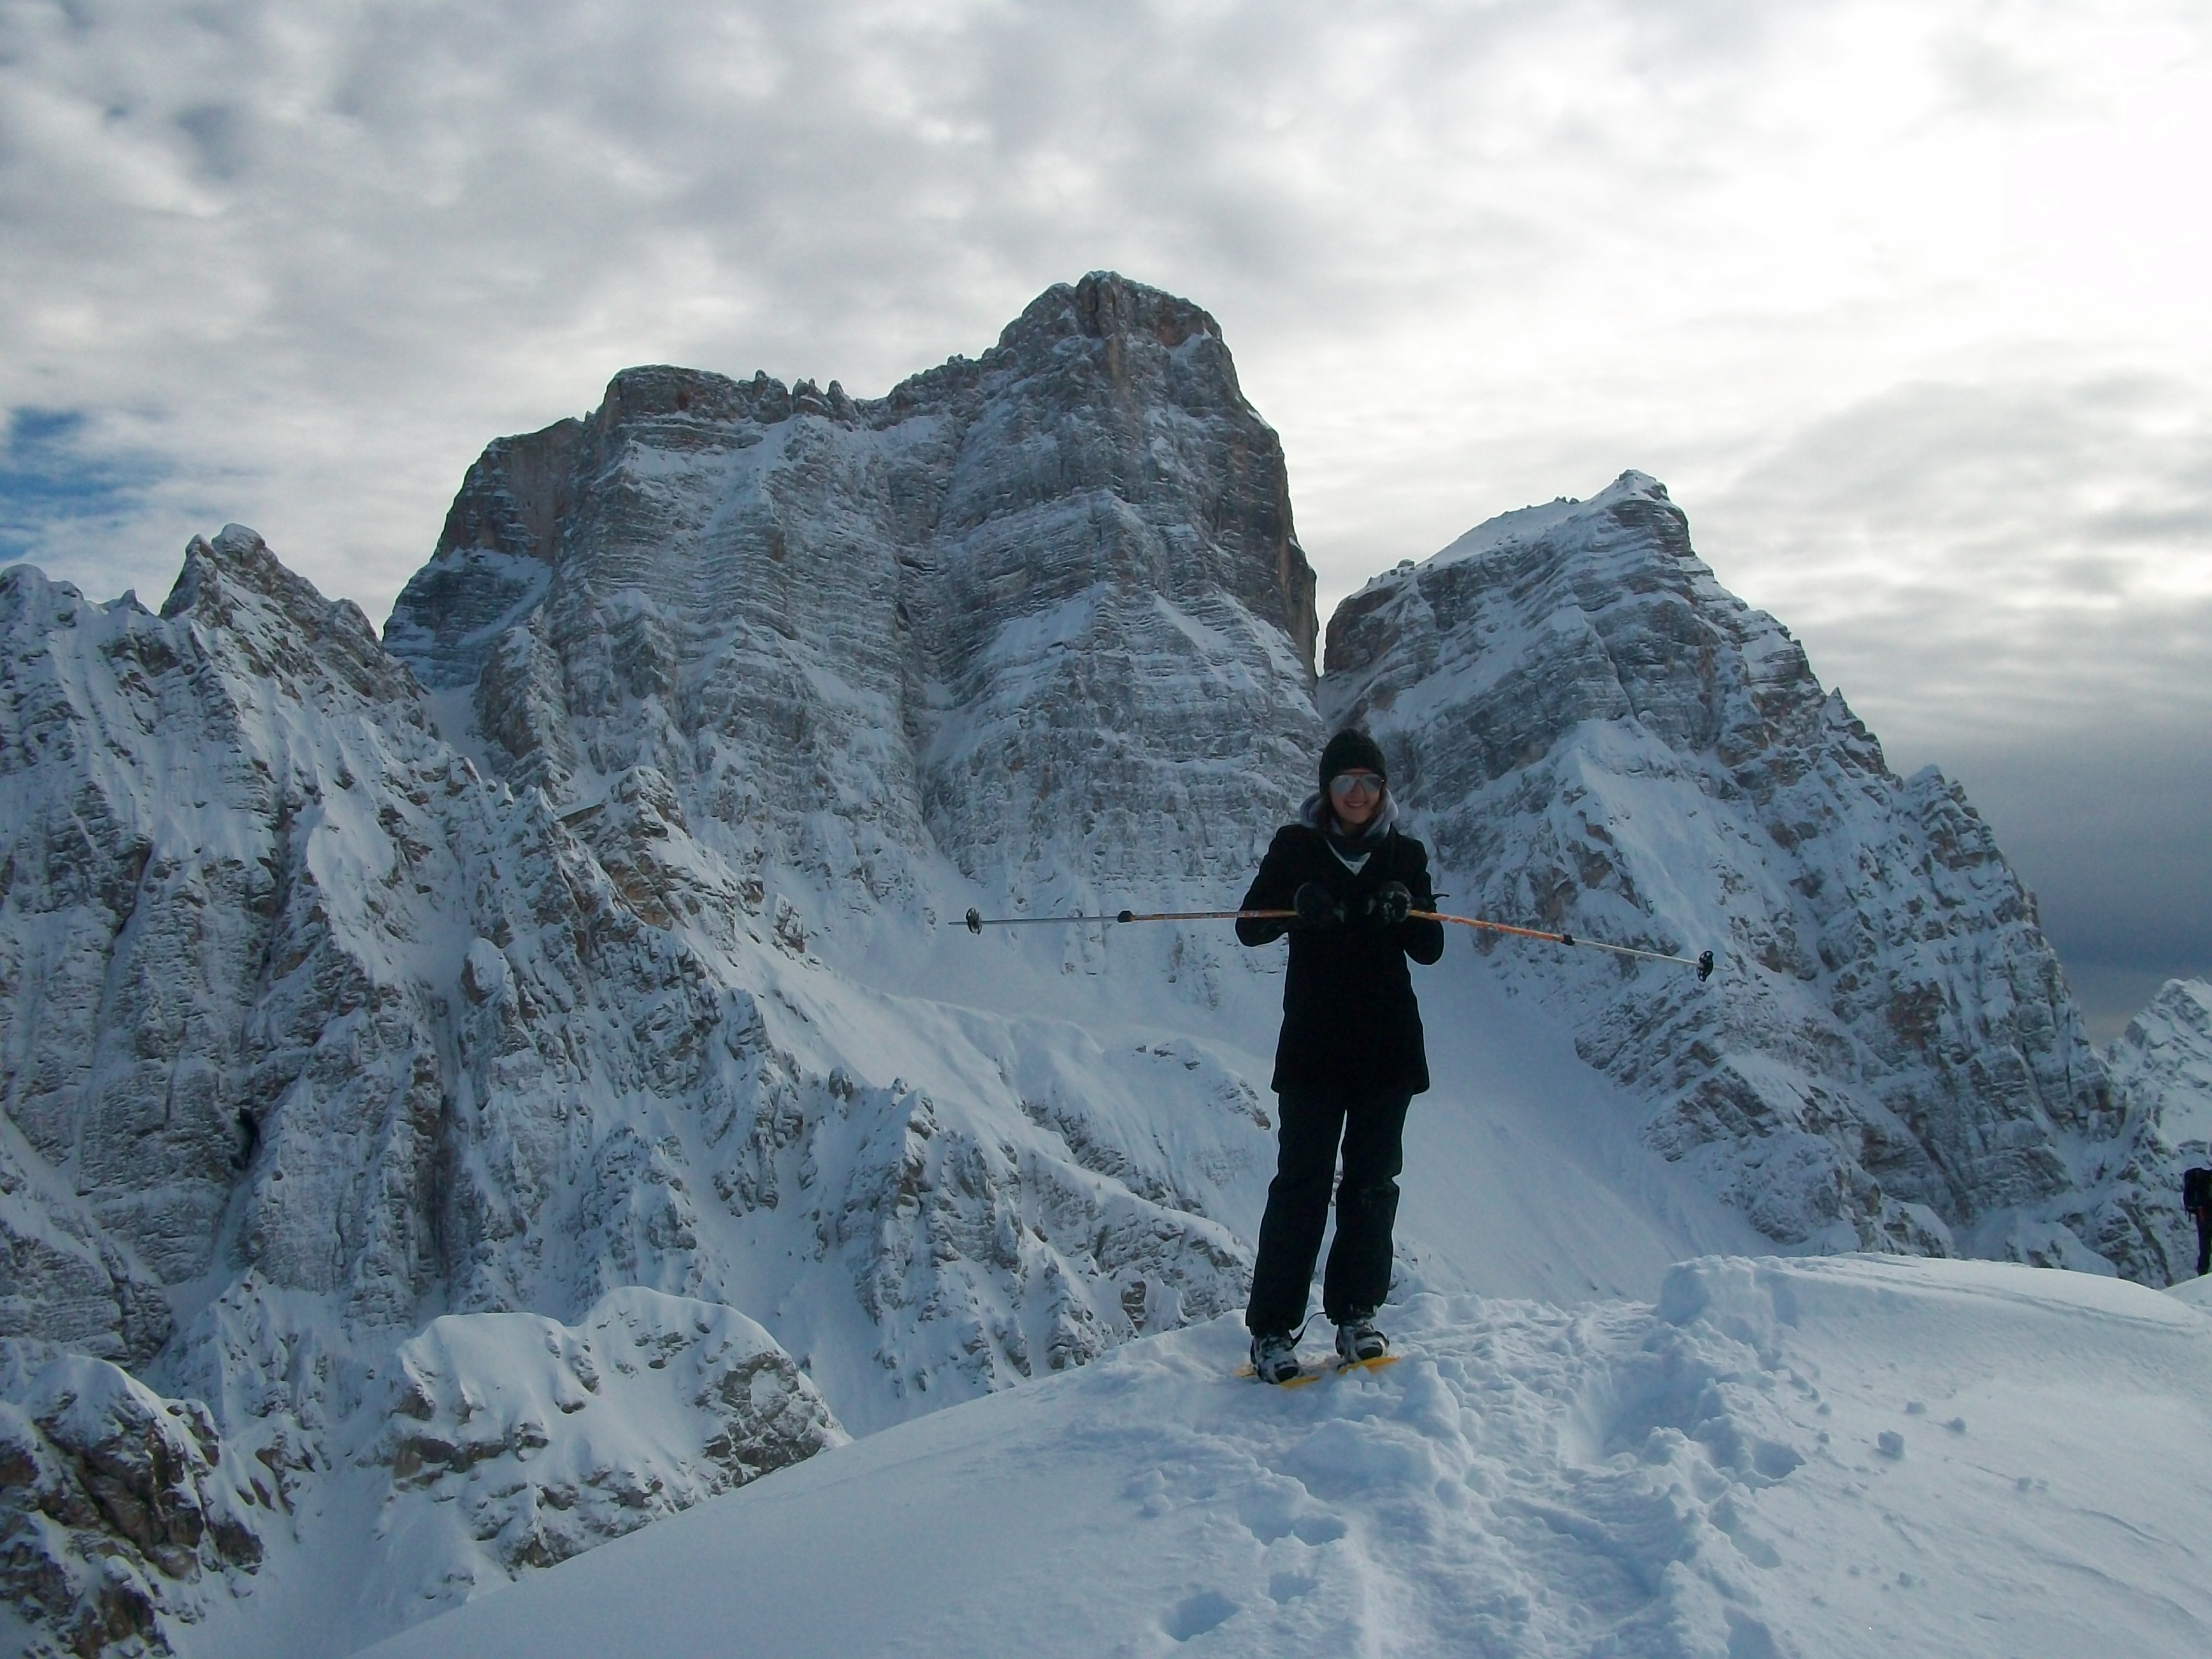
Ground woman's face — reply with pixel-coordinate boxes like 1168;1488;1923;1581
1329;770;1383;828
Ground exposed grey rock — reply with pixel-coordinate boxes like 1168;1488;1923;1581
1324;472;2166;1277
0;535;447;1326
0;1341;262;1659
385;271;1322;912
2108;979;2212;1151
1;1138;172;1367
2101;979;2212;1278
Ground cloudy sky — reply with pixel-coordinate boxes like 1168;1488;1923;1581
3;0;2206;1033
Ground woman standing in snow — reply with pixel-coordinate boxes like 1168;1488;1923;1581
1236;729;1444;1383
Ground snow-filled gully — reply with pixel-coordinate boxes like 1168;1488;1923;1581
361;1255;2212;1659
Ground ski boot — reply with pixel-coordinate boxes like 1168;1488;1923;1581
1249;1330;1302;1384
1334;1312;1388;1365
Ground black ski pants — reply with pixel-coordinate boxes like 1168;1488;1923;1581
1246;1084;1411;1335
2195;1208;2211;1277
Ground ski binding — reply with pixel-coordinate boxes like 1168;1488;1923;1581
1236;1352;1402;1388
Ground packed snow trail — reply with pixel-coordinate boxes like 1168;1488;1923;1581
357;1256;2212;1658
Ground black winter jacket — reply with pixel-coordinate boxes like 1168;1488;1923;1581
1236;810;1445;1095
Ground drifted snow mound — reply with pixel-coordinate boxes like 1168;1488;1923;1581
377;1289;844;1584
2108;978;2212;1150
1325;473;2177;1279
356;1254;2212;1659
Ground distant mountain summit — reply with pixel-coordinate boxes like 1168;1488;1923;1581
1325;471;2180;1278
2107;978;2212;1151
0;282;2187;1657
384;271;1323;913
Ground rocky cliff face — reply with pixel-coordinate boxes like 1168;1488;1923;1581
0;276;1319;1656
2108;979;2212;1157
385;272;1319;914
1323;472;2175;1278
1;1342;264;1659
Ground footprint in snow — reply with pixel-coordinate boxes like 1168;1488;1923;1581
1164;1590;1239;1642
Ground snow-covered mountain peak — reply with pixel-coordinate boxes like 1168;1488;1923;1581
2108;978;2212;1149
1326;470;1800;754
383;269;1321;920
1366;468;1675;600
1323;475;2174;1278
160;522;413;708
998;268;1226;352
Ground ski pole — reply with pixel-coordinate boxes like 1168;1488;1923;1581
962;907;1293;933
1113;908;1296;925
959;905;1714;980
1416;910;1715;980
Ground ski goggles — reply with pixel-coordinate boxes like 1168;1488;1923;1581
1327;771;1384;801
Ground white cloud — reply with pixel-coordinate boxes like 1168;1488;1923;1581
1693;366;2212;753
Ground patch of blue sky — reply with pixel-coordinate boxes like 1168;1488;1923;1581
0;408;166;563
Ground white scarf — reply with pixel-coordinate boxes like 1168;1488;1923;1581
1298;789;1397;875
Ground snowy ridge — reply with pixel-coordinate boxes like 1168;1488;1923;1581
374;1288;842;1581
1;1340;264;1659
352;1255;2212;1658
1325;473;2180;1277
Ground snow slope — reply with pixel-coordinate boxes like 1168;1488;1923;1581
357;1254;2212;1659
122;933;1763;1659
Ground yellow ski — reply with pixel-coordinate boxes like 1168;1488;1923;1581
1235;1353;1401;1387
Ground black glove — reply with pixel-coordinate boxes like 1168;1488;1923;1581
1293;883;1344;929
1368;882;1412;927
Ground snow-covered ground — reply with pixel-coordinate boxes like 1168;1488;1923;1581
146;933;1771;1659
357;1253;2212;1658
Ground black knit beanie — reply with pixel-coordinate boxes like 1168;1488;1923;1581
1318;729;1388;791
